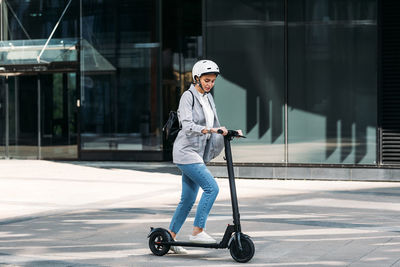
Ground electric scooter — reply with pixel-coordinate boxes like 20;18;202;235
148;130;255;263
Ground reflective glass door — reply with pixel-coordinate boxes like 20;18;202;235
8;75;39;159
0;77;6;158
41;73;78;159
3;73;78;159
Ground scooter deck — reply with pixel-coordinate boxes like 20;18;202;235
162;241;225;249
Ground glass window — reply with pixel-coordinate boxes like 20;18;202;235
205;0;285;163
81;0;162;151
288;0;377;164
1;0;79;159
0;78;6;158
7;75;39;159
162;0;203;154
41;73;78;159
3;0;78;40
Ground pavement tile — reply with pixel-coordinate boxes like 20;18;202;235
0;160;399;266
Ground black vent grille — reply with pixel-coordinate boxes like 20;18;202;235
381;1;400;164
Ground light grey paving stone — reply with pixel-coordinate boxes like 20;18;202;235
237;166;273;179
351;168;392;181
273;167;288;179
311;168;351;180
208;165;227;177
286;167;312;179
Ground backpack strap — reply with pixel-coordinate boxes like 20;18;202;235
188;90;194;109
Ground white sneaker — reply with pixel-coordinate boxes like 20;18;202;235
170;245;188;254
189;231;217;244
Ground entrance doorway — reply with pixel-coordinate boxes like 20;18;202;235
0;73;78;159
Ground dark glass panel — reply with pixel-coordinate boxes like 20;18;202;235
206;0;285;163
41;73;77;159
81;0;162;151
7;75;38;159
5;0;78;40
287;0;377;164
162;0;203;154
0;78;5;158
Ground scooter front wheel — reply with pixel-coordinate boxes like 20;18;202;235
229;235;255;263
148;229;171;256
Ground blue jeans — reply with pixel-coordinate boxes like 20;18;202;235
169;163;219;234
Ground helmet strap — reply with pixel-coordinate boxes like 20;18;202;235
196;77;208;94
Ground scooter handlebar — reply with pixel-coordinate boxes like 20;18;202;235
217;129;246;138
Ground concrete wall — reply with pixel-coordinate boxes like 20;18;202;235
208;165;400;182
68;161;400;182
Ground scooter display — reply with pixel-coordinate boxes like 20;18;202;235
147;130;255;263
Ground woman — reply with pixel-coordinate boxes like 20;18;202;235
168;60;237;254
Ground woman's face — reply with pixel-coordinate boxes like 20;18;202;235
199;73;217;93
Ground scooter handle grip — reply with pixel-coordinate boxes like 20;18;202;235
217;129;246;138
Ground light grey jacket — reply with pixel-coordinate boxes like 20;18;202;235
173;85;224;164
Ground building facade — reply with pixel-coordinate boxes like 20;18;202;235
0;0;399;179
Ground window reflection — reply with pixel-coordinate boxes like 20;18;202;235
81;0;162;151
4;0;78;40
206;0;285;163
1;0;79;160
206;0;377;164
288;0;377;164
0;78;4;158
162;0;203;154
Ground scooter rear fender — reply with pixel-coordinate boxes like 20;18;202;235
147;227;172;240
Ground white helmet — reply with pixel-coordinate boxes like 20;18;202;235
192;60;220;82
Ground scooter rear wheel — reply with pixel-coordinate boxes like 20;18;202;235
229;235;255;263
148;230;171;256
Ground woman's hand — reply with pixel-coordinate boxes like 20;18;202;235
235;129;243;137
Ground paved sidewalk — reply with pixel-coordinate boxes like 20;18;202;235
0;160;400;266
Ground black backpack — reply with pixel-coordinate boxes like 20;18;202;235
163;90;194;143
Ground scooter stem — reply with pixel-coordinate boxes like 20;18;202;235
223;135;242;233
